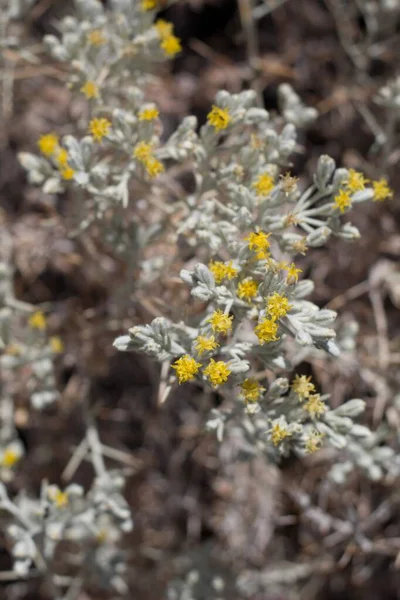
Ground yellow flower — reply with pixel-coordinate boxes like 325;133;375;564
48;486;68;508
245;230;271;259
292;238;308;255
195;335;219;356
145;158;164;178
207;105;231;131
291;374;315;400
209;260;238;284
141;0;157;9
270;422;291;446
50;336;64;354
206;310;233;335
346;168;369;193
266;292;292;320
0;446;22;468
286;263;302;285
304;393;326;418
80;81;99;99
280;172;299;195
172;355;201;384
237;279;258;301
55;148;69;168
161;35;182;57
154;19;173;38
139;107;159;121
29;310;46;331
334;189;352;213
252;173;274;197
240;378;265;403
87;30;106;46
38;133;59;156
133;141;153;162
255;318;279;345
60;167;75;180
203;359;231;387
89;117;111;142
372;178;393;202
305;431;324;454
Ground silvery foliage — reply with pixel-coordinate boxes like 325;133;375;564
114;88;395;483
18;0;191;252
0;472;132;592
0;259;59;411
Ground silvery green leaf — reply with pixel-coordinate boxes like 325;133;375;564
338;223;361;240
113;335;133;351
333;399;365;418
244;108;269;124
314;155;336;190
43;177;64;194
75;0;104;17
295;329;313;346
306;226;331;247
194;264;216;289
18;152;44;172
350;424;372;438
228;359;250;374
332;168;348;190
63;136;84;170
329;461;353;484
267;378;289;396
293;280;314;298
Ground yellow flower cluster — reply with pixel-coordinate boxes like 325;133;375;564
345;168;369;193
372;178;393;202
80;81;99;99
270;422;291;446
291;374;315;400
305;431;324;453
50;336;64;354
280;172;299;195
48;486;69;508
139;106;159;121
207;105;231;131
240;378;265;403
87;29;106;47
141;0;158;10
172;355;202;384
28;310;46;331
194;335;219;356
172;355;230;387
153;16;182;56
0;445;21;468
334;170;393;210
255;317;279;345
252;173;275;197
245;230;270;260
237;278;258;301
266;292;292;320
304;393;326;418
206;310;233;335
37;134;75;180
334;189;352;213
133;141;164;178
209;260;238;284
285;263;302;285
89;117;111;142
203;359;231;387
